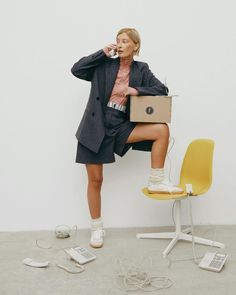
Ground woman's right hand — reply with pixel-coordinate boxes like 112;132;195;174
103;43;117;57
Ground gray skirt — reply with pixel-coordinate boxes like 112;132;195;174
75;107;137;164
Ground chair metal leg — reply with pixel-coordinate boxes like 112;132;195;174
137;232;175;239
136;200;225;257
179;233;225;248
162;234;179;257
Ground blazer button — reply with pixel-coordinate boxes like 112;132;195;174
96;97;99;101
92;112;95;116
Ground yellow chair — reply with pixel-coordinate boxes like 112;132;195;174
137;139;225;257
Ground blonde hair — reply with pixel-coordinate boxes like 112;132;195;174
116;28;141;56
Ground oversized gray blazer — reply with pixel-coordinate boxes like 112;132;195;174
71;49;169;153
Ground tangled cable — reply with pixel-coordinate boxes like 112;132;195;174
113;258;173;292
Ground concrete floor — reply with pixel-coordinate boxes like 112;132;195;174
0;225;235;295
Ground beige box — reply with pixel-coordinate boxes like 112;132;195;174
130;95;172;123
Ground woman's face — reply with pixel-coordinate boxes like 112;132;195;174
116;33;137;59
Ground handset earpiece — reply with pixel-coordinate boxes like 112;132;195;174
109;48;117;57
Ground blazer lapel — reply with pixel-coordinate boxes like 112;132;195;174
129;61;142;88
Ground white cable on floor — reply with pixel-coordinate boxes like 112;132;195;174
36;224;78;251
55;224;78;239
56;262;85;274
113;258;173;292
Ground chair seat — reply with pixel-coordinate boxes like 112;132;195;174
142;187;187;200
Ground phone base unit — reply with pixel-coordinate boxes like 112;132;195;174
64;246;96;265
199;252;228;272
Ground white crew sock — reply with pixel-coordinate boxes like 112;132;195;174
91;217;103;230
149;168;165;184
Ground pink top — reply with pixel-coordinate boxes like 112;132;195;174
109;57;133;106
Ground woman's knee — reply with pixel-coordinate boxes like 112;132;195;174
154;123;169;140
87;171;103;187
89;175;103;187
86;165;103;187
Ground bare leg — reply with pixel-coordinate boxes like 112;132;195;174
126;123;169;168
85;164;103;219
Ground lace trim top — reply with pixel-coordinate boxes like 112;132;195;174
108;57;133;106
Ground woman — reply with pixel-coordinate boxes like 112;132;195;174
71;28;183;248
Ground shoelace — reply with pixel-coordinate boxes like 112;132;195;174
91;229;105;241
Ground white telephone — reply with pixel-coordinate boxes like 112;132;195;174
64;246;96;265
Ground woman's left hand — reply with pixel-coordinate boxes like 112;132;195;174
123;87;139;96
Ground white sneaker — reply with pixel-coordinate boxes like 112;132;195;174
90;229;105;248
147;179;184;194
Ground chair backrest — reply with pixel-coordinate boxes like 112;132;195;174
179;139;215;195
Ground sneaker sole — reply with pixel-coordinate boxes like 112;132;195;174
89;242;103;248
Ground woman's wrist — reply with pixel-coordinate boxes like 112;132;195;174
129;87;139;96
123;87;139;96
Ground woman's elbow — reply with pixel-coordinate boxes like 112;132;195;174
71;64;83;79
70;66;91;81
71;64;79;76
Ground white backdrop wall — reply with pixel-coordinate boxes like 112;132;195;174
1;0;236;231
